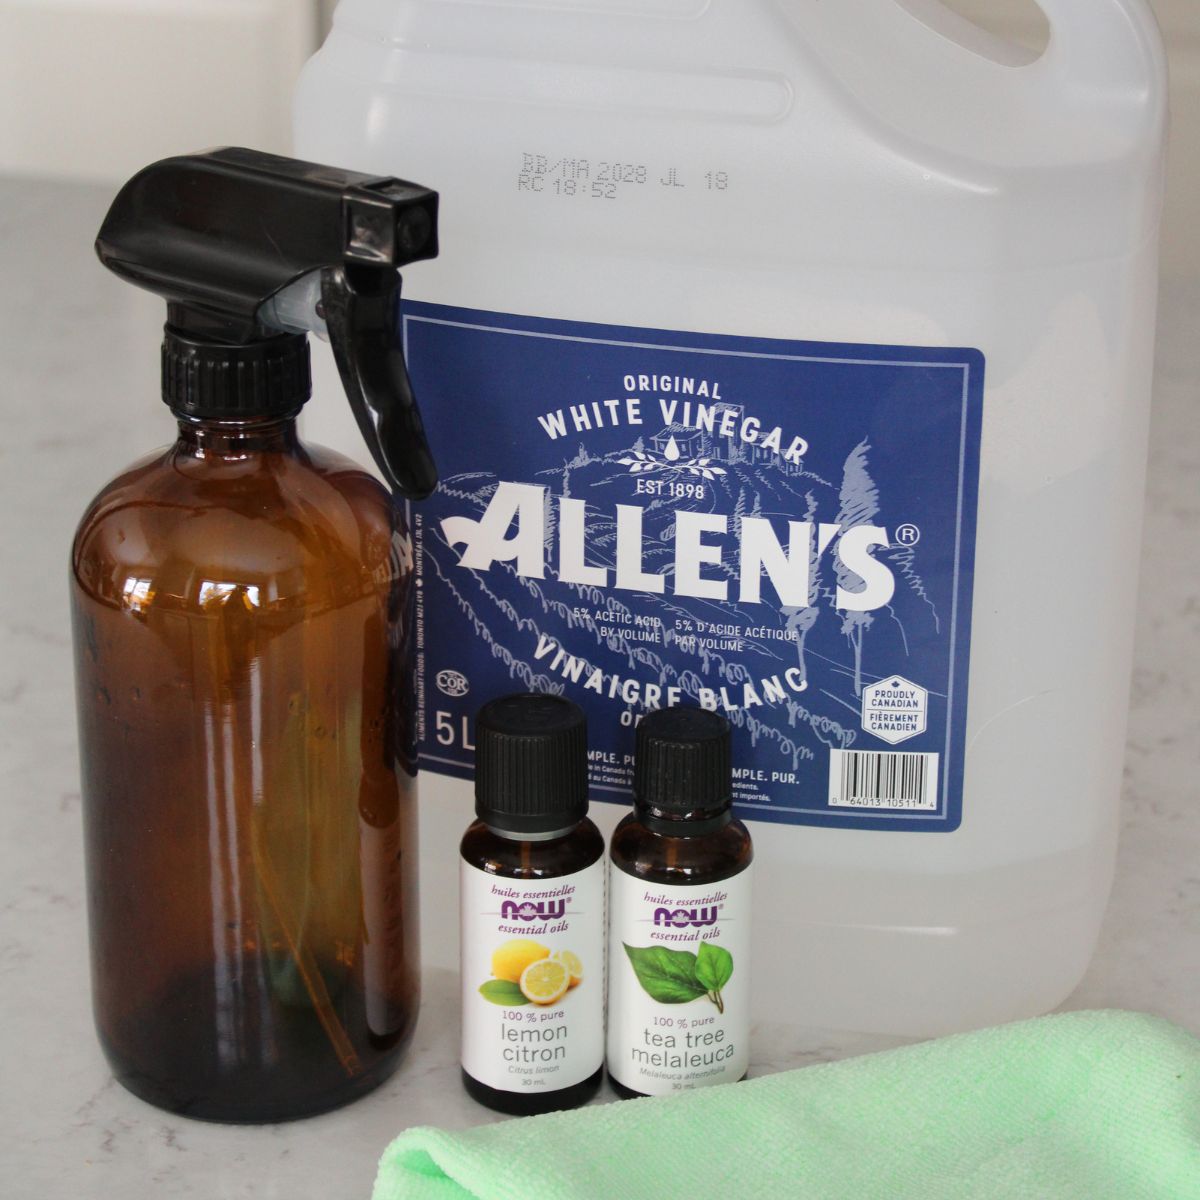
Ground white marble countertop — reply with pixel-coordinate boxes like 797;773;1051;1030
1;176;1197;1199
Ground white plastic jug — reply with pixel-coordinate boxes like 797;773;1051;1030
295;0;1167;1037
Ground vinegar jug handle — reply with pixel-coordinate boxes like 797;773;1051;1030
1034;0;1165;108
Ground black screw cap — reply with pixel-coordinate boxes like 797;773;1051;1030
474;694;589;835
162;328;310;419
634;706;732;817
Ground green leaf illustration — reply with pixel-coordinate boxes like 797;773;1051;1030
695;941;734;993
623;944;707;1004
479;979;530;1007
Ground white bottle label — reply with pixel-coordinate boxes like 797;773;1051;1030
460;857;605;1095
607;862;752;1096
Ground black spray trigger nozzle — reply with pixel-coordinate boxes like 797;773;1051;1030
321;265;438;501
95;147;440;500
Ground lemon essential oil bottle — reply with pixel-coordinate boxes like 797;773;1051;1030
607;707;753;1099
460;694;605;1114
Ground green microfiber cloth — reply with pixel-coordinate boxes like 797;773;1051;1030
374;1011;1200;1200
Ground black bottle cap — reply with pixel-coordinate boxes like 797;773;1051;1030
475;694;589;835
634;706;732;818
162;328;311;419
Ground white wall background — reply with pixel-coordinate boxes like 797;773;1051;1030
1;0;1194;275
0;0;319;184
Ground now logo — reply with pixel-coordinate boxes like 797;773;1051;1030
501;899;566;922
653;906;719;929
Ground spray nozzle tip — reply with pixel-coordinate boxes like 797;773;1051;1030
345;183;438;269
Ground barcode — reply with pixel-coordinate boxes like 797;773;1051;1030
828;750;939;811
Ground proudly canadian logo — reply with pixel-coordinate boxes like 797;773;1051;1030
862;676;929;745
501;899;567;922
653;906;719;929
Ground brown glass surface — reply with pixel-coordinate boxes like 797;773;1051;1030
460;818;605;1115
608;809;753;1100
70;414;420;1122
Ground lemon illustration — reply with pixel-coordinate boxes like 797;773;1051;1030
519;958;571;1006
552;949;584;988
491;938;550;983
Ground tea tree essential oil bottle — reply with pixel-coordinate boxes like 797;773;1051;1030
460;694;605;1114
607;707;753;1098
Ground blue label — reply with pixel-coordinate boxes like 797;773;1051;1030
404;303;983;832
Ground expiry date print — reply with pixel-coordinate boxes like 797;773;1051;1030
517;153;730;199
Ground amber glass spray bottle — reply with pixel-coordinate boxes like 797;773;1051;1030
72;149;440;1122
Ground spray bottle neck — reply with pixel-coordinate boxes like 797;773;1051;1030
174;412;301;459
